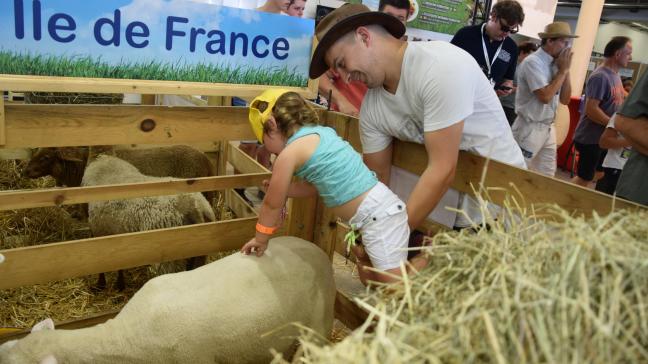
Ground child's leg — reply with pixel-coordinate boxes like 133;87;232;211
351;244;428;286
348;182;430;286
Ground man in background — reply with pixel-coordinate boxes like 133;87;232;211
451;0;525;97
286;0;306;17
571;36;632;187
499;41;538;125
512;22;576;176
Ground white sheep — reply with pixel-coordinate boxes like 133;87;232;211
82;155;216;288
24;145;215;187
0;236;336;364
82;154;215;234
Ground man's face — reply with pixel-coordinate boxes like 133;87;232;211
488;13;519;41
324;31;382;88
616;42;633;67
381;5;408;25
546;37;571;58
287;0;306;17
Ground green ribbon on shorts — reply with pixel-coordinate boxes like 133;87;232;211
344;224;359;257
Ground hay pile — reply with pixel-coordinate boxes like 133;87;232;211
24;92;123;105
0;160;89;248
289;203;648;363
1;159;236;329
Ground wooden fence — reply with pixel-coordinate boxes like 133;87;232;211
0;92;644;341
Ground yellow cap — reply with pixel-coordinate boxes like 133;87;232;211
248;89;291;143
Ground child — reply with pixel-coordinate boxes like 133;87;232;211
240;89;428;285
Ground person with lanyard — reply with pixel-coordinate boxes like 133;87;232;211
451;0;524;97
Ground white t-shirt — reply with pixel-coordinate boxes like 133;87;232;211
602;116;632;170
359;41;526;168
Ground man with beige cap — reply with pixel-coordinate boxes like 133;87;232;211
309;4;526;233
512;21;577;176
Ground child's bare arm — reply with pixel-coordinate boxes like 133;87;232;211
241;150;297;256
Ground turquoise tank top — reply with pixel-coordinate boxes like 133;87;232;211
287;125;377;207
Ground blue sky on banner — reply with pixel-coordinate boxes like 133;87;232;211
1;0;314;77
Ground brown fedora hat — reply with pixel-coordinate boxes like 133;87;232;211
538;21;579;39
309;4;405;79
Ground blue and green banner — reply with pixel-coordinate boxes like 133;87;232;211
0;0;315;87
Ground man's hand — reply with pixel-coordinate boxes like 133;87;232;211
495;80;515;97
556;47;573;73
241;238;268;257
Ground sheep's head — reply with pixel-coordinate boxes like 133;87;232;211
23;148;59;178
178;194;216;224
0;319;59;364
23;147;88;184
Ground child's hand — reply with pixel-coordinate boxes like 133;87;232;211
241;238;268;257
261;179;270;193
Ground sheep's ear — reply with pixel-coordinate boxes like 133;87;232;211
40;354;58;364
31;318;55;332
56;147;86;162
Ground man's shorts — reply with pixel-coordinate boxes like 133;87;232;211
575;142;606;181
348;182;409;271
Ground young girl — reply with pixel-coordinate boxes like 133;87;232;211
240;89;428;285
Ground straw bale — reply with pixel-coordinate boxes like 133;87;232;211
286;201;648;364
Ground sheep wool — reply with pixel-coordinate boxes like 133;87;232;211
0;237;337;363
81;155;215;236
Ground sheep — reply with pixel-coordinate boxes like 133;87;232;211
0;236;337;364
22;145;216;202
82;155;216;289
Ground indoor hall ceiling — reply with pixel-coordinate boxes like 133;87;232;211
556;0;648;32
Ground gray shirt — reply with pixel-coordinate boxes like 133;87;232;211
515;48;559;124
615;71;648;205
574;66;624;144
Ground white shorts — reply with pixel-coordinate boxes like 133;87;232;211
348;182;409;271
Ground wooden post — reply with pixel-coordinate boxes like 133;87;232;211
140;94;156;105
0;93;5;145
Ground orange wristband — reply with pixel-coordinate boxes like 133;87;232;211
256;222;278;235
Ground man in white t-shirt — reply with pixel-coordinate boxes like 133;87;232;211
309;4;526;230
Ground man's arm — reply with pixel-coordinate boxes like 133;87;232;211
363;142;393;186
559;71;572;105
614;114;648;155
533;71;569;104
406;121;463;229
599;127;631;150
584;98;610;126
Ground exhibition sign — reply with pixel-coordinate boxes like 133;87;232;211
0;0;315;87
407;0;474;35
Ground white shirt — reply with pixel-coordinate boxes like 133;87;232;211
515;47;559;125
360;41;526;168
602;116;631;170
